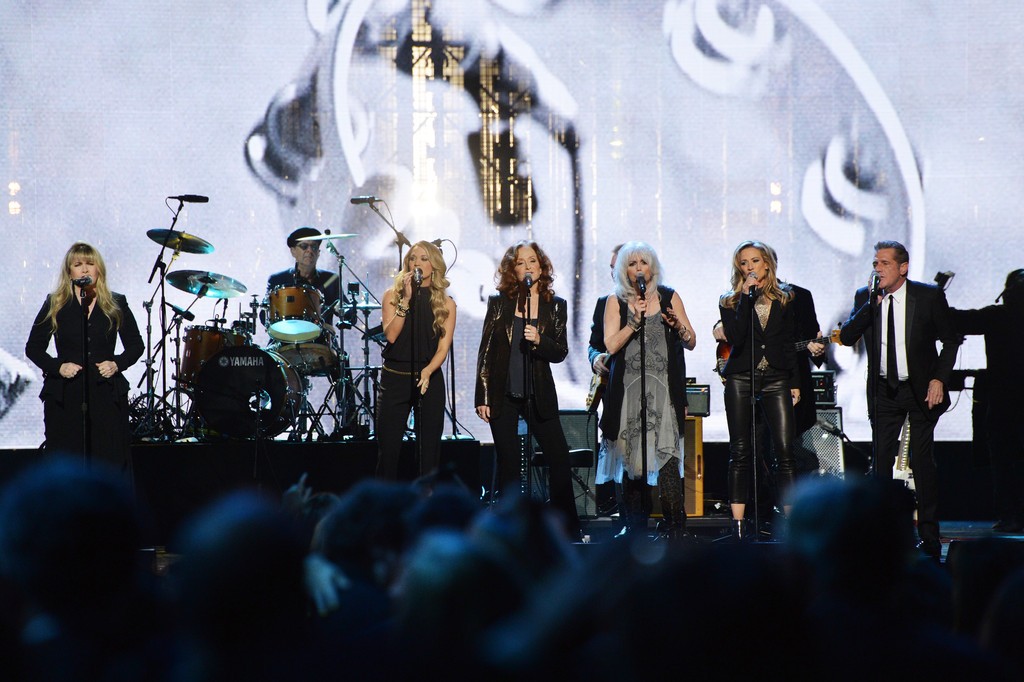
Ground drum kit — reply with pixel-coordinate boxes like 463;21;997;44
131;226;383;442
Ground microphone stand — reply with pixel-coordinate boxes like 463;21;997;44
79;286;92;464
523;281;535;497
747;284;761;542
870;281;882;477
355;198;411;273
637;284;649;531
411;276;424;475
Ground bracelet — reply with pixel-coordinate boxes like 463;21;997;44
627;317;642;332
395;304;408;318
679;326;691;341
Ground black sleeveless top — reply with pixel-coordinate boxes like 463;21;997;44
382;287;440;369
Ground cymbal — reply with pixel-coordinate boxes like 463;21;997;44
296;233;358;241
166;270;247;298
147;229;214;254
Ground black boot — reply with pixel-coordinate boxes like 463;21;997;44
620;476;648;538
656;460;690;541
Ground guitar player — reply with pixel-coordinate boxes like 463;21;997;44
587;244;623;517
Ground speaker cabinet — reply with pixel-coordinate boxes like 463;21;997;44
522;410;600;517
647;416;704;517
800;407;845;477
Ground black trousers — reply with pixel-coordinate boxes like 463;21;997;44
725;369;796;507
489;396;579;530
375;366;445;480
872;380;941;543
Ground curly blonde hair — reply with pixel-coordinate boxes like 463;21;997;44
390;241;451;338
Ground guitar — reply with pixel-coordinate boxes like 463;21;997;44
893;415;915;495
585;372;608;412
714;328;842;383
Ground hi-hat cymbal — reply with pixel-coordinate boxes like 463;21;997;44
147;229;214;254
296;233;358;241
166;270;247;298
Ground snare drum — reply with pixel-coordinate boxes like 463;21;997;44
179;325;249;387
266;285;322;342
193;346;302;438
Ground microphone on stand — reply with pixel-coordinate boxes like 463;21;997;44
522;273;534;289
350;196;379;205
72;276;93;287
635;273;647;299
167;194;209;203
413;267;423;286
165;301;195;322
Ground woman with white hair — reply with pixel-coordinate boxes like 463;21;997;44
599;241;696;539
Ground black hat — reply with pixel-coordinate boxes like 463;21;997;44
287;227;321;247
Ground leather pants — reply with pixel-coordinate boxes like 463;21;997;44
725;369;796;506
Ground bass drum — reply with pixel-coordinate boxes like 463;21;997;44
193;346;302;438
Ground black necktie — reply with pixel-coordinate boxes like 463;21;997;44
886;294;898;391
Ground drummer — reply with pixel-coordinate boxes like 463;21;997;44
266;227;347;325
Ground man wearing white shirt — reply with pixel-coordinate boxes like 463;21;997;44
839;241;961;559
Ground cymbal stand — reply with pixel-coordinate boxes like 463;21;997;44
135;236;183;439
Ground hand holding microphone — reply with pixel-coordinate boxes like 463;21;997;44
743;271;759;298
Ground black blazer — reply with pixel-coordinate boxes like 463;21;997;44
790;284;825;434
587;294;609;366
719;291;799;388
839;280;961;420
475;293;568;420
25;293;144;403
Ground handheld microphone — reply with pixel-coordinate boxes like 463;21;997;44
522;273;534;289
745;272;757;298
635;272;647;299
165;301;195;322
350;196;379;205
413;267;423;286
168;194;209;203
72;276;93;287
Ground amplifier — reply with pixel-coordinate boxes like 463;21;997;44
812;370;836;407
686;384;711;417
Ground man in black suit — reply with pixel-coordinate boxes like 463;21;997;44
839;240;961;558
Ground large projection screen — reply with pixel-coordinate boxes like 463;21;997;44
2;0;1020;448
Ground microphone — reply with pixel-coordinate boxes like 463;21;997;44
350;196;379;205
635;273;647;299
745;272;758;298
522;273;534;289
430;239;443;248
72;276;93;287
816;416;843;438
165;301;195;322
413;267;423;286
168;194;209;203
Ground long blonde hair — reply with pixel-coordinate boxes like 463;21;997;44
42;242;122;334
390;241;451;338
720;240;792;309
